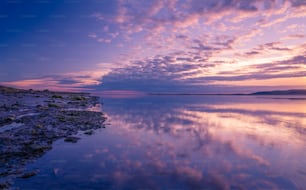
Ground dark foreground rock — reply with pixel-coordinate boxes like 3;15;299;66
0;86;106;189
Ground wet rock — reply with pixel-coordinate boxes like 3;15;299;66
34;124;44;129
71;95;86;101
0;86;107;188
48;103;61;108
0;181;9;189
35;104;42;108
0;116;15;126
0;104;9;111
52;95;63;99
53;168;60;176
20;170;38;178
64;136;81;143
28;144;51;153
84;130;94;135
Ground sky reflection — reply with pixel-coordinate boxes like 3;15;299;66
15;96;306;189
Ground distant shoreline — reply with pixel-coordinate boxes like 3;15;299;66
1;85;306;96
148;89;306;96
148;93;248;96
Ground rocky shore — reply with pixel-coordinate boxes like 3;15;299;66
0;86;106;189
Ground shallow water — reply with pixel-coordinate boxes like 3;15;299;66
14;95;306;189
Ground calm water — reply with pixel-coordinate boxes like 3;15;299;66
14;95;306;189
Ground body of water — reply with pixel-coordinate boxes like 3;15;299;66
14;95;306;189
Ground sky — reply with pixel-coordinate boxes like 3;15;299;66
0;0;305;93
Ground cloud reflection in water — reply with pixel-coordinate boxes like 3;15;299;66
101;96;306;189
16;95;306;189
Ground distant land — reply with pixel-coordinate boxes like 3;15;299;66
149;89;306;96
1;85;306;96
251;89;306;95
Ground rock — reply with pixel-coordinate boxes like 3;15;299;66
84;130;94;135
0;181;10;189
20;170;38;178
52;95;63;99
0;116;15;126
53;168;60;176
35;124;44;129
71;95;86;101
0;86;106;189
48;103;61;108
64;136;81;143
28;144;51;153
0;104;8;109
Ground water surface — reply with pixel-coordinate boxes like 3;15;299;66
14;95;306;189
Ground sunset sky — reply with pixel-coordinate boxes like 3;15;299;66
0;0;305;93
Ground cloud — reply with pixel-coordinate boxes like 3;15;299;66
93;0;305;36
97;52;215;92
97;38;112;43
0;0;305;95
239;41;293;58
258;42;291;51
88;33;97;39
6;0;305;93
282;34;305;40
290;0;306;7
90;1;305;63
0;68;109;91
96;48;306;93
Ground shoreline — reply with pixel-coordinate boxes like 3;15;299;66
0;86;106;189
